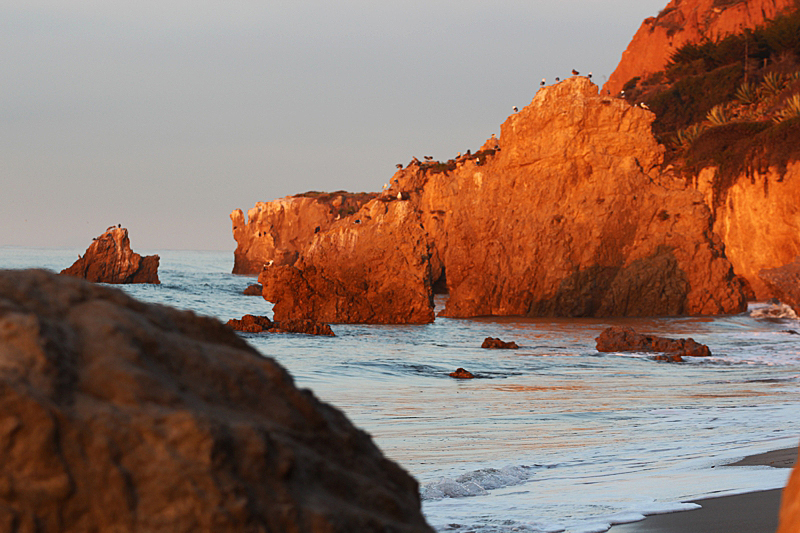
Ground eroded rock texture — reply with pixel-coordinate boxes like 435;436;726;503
231;192;377;275
0;269;432;533
226;314;335;336
603;0;796;95
259;199;436;324
60;226;159;284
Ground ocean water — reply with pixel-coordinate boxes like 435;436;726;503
2;247;799;533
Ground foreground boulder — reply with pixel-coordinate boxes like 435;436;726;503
759;258;800;315
0;269;432;533
227;314;335;336
778;446;800;533
60;226;159;284
596;326;711;359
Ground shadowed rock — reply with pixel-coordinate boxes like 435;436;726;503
0;269;430;533
227;314;335;336
60;226;159;284
759;258;800;315
481;337;519;349
596;326;711;360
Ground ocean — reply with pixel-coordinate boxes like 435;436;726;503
2;247;798;533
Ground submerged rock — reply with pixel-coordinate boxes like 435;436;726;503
595;326;711;359
481;337;519;349
227;314;335;336
60;226;159;284
0;269;430;532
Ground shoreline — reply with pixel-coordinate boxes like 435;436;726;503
608;447;797;533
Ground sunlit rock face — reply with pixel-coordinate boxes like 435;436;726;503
60;226;159;284
759;258;800;314
697;162;800;299
603;0;796;96
252;78;747;322
0;269;434;533
412;78;746;318
230;192;377;275
260;198;436;324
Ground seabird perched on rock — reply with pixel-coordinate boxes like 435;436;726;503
540;78;546;86
512;106;518;112
555;77;560;82
572;69;579;76
383;183;389;190
396;163;402;169
397;191;403;200
639;102;650;110
424;156;433;161
457;152;462;158
411;156;420;165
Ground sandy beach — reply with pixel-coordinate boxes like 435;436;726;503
609;447;797;533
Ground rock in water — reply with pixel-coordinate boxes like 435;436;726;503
595;326;711;359
60;226;160;284
481;337;519;349
242;283;263;296
759;258;800;316
260;199;435;324
0;269;432;533
227;314;335;336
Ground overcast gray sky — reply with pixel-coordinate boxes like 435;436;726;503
2;0;667;252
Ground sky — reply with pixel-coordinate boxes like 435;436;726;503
2;0;669;252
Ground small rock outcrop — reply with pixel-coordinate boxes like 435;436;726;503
226;314;335;336
759;258;800;315
231;192;377;275
259;199;436;324
449;368;475;379
596;326;712;360
60;226;159;284
0;269;431;533
481;337;519;349
603;0;796;96
242;283;263;296
778;446;800;533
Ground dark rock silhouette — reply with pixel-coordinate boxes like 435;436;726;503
0;269;430;533
60;226;159;284
596;326;711;360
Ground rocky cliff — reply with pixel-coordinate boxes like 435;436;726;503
60;226;159;284
255;78;747;323
0;269;433;532
603;0;797;96
777;444;800;533
231;191;376;275
696;161;800;298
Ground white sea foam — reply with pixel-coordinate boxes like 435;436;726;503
750;302;799;320
421;465;536;500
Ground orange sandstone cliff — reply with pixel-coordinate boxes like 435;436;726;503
603;0;797;96
230;191;376;274
255;78;747;323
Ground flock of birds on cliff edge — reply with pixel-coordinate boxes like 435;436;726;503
389;69;653;176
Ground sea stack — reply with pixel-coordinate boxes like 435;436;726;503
60;226;159;284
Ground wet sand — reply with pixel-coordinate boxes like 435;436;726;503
609;447;796;533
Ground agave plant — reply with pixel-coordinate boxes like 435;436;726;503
706;104;731;126
674;123;706;148
773;93;800;123
760;72;787;97
734;82;758;104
